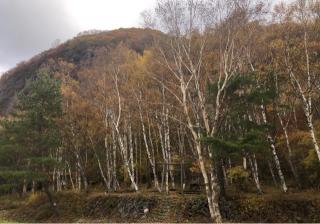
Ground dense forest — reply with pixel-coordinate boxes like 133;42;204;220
0;0;320;222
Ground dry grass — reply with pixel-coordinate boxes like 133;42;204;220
0;188;319;223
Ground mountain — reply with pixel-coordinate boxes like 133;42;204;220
0;28;160;115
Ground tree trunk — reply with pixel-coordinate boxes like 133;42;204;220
75;152;88;192
261;106;287;192
114;124;139;191
269;138;288;192
89;136;110;192
277;111;301;188
138;106;161;192
66;162;75;191
178;127;186;192
243;157;247;170
22;179;27;196
112;130;120;191
56;169;62;192
32;180;36;194
307;116;320;162
248;154;262;194
268;160;278;186
195;142;222;222
164;109;175;190
104;138;112;191
95;150;110;192
221;160;228;186
218;160;227;198
43;180;58;215
157;120;169;194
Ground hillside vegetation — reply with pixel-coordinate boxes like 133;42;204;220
1;190;320;223
0;28;159;114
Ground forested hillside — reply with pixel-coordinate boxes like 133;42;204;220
0;0;320;223
0;28;159;114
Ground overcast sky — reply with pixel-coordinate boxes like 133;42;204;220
0;0;156;73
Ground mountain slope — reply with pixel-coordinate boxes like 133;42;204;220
0;28;160;115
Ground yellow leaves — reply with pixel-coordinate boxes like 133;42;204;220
60;77;81;106
270;39;285;51
314;121;320;142
140;50;153;64
302;149;318;169
189;161;201;174
189;159;212;174
227;166;249;180
290;130;313;147
26;193;41;204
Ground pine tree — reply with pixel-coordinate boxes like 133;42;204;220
0;71;62;213
203;74;270;194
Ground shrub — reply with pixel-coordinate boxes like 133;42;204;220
227;166;250;191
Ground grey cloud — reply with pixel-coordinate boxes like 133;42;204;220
0;0;80;72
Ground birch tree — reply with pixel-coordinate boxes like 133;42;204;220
143;0;264;221
275;0;320;162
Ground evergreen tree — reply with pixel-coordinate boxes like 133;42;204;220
0;71;62;212
203;74;270;194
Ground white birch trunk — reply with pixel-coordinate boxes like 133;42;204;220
91;143;110;192
268;160;278;186
75;152;88;192
277;112;301;187
261;106;288;192
243;157;247;170
138;103;161;192
111;130;120;191
66;162;75;191
307;115;320;161
108;69;139;191
165;109;175;189
104;138;112;191
114;124;139;191
22;179;27;195
248;154;262;194
286;29;320;162
128;120;135;183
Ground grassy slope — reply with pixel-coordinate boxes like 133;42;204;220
0;188;320;223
